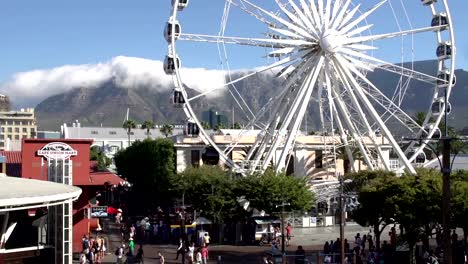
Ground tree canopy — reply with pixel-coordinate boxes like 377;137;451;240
114;138;176;213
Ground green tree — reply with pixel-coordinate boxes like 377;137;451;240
90;146;111;171
230;122;242;129
395;169;442;263
452;170;468;243
201;121;210;129
349;170;399;250
114;138;176;213
141;120;155;138
122;119;136;146
237;169;314;214
171;165;245;223
160;124;174;138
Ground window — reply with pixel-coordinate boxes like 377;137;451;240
1;128;4;133
14;128;19;133
22;128;27;133
14;135;19;140
91;130;98;135
7;128;12;133
315;150;323;169
191;150;200;167
109;131;117;135
31;128;35;133
0;135;3;139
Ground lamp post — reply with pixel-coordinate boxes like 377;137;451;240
276;202;290;264
339;176;345;264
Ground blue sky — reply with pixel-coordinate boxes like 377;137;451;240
0;0;466;83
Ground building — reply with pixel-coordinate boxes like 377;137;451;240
0;108;37;151
0;173;81;263
20;139;122;257
61;121;183;160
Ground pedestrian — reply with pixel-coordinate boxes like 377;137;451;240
286;223;293;246
175;237;184;260
136;244;144;264
195;248;202;264
187;241;195;264
201;243;209;264
295;245;306;264
158;251;165;264
116;244;125;264
129;237;135;256
79;251;87;264
203;233;211;247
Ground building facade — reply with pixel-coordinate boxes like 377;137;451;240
0;108;37;150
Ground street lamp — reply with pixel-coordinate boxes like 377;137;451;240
276;202;290;264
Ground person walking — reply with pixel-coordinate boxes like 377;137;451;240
201;243;209;264
175;237;184;260
116;244;125;264
158;251;165;264
286;223;293;247
187;241;195;264
129;238;135;256
195;248;202;264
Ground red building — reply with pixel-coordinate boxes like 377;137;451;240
20;139;121;255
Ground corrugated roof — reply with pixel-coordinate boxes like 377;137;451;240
0;151;22;177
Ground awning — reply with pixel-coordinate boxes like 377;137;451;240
0;174;82;212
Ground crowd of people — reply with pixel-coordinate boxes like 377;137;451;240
79;234;108;264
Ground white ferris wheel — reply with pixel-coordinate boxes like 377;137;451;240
164;0;456;175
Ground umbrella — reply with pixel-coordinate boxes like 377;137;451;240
193;217;212;225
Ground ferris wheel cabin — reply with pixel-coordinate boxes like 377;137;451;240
431;98;452;116
172;87;185;107
185;119;199;136
172;0;189;11
163;55;181;75
407;148;427;164
423;124;442;139
421;0;437;6
431;13;449;30
436;42;452;60
436;69;456;88
164;20;181;43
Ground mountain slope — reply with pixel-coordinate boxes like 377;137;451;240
35;61;468;131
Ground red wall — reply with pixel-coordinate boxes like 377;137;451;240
21;139;98;254
21;139;92;184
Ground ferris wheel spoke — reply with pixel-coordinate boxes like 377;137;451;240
333;57;391;170
331;78;375;170
227;0;280;29
187;51;309;103
286;0;318;37
274;0;307;32
346;25;447;44
334;3;361;31
275;58;325;172
179;33;313;48
337;0;386;34
330;0;352;29
340;49;443;85
334;55;415;173
233;0;315;40
345;24;374;38
340;57;428;132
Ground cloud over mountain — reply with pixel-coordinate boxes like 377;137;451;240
0;56;227;108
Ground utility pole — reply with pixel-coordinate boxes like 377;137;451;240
181;192;186;264
339;176;345;264
442;137;452;264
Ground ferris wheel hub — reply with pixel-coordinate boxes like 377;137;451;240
319;30;341;54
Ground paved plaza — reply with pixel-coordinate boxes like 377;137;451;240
91;221;393;264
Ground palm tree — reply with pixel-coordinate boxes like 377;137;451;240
160;124;174;138
122;120;136;146
141;120;155;139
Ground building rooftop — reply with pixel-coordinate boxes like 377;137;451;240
64;126;184;139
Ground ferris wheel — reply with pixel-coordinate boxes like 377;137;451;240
164;0;456;175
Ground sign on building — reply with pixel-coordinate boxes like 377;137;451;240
91;206;108;218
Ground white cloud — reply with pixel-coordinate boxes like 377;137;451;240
0;56;229;108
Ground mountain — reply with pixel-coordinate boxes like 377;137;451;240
35;60;468;131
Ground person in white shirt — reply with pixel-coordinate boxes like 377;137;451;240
187;241;195;263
